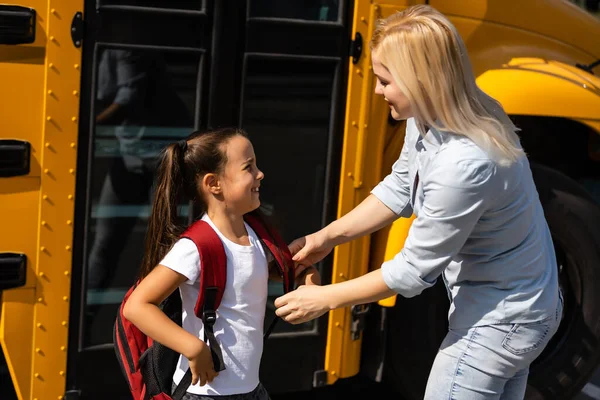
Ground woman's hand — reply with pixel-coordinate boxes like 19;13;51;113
274;285;331;324
276;269;396;325
289;231;334;272
289;196;398;277
186;339;218;386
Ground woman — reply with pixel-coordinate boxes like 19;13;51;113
274;5;562;399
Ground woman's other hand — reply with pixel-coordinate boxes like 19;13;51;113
274;285;331;324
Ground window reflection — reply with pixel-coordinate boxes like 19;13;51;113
242;57;337;333
250;0;340;22
98;0;204;11
85;47;198;346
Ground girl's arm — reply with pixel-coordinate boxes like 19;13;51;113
123;266;199;357
123;265;216;385
295;265;321;286
269;263;321;286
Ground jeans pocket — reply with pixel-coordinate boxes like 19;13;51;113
502;320;552;355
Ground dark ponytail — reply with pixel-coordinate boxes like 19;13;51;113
139;128;247;279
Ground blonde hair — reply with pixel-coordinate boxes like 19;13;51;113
370;5;524;165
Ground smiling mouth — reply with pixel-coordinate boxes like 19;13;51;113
251;187;260;193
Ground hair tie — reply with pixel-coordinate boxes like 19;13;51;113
177;139;188;153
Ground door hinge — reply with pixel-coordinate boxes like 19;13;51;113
350;32;363;64
70;11;83;48
350;303;371;340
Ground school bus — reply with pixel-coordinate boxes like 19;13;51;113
1;0;600;399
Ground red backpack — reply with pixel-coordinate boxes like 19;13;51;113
113;212;295;400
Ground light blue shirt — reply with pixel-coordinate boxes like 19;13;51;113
372;118;559;328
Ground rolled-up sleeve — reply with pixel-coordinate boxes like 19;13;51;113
381;158;494;297
371;140;413;218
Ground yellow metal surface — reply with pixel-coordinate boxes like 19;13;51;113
33;0;82;399
450;16;596;79
0;0;82;398
477;58;600;120
577;119;600;134
374;216;415;308
1;289;36;400
432;0;600;65
0;1;47;399
0;180;40;400
325;0;422;384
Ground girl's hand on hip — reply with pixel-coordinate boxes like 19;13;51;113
274;285;331;324
187;340;218;386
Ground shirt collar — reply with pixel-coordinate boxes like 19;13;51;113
410;118;447;152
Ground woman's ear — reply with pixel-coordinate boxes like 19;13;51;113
203;173;222;195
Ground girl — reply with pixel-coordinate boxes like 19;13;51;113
275;5;561;400
123;128;319;399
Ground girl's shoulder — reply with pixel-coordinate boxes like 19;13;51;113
160;238;201;284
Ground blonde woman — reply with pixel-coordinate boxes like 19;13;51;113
275;5;562;399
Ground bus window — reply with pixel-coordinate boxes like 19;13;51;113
97;0;205;11
249;0;341;22
241;56;338;333
83;46;199;346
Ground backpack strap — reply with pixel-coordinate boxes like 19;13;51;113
172;370;192;400
244;212;295;294
244;212;296;340
180;220;226;372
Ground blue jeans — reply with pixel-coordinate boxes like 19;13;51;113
425;301;562;399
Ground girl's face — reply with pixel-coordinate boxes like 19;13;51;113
219;135;264;215
372;54;412;120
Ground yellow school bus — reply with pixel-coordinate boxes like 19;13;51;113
1;0;600;399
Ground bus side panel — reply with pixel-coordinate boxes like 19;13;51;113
0;179;40;400
33;0;83;399
1;289;36;400
0;0;48;399
0;0;83;399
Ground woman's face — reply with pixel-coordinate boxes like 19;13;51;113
372;54;412;120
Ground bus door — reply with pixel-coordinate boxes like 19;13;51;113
67;1;209;397
67;0;351;397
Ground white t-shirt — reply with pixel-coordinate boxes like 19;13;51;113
159;214;269;395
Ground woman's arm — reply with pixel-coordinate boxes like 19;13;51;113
291;137;413;266
274;269;394;324
290;195;398;266
326;195;399;245
325;269;393;308
276;157;496;325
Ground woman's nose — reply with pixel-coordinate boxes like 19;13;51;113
257;169;265;180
